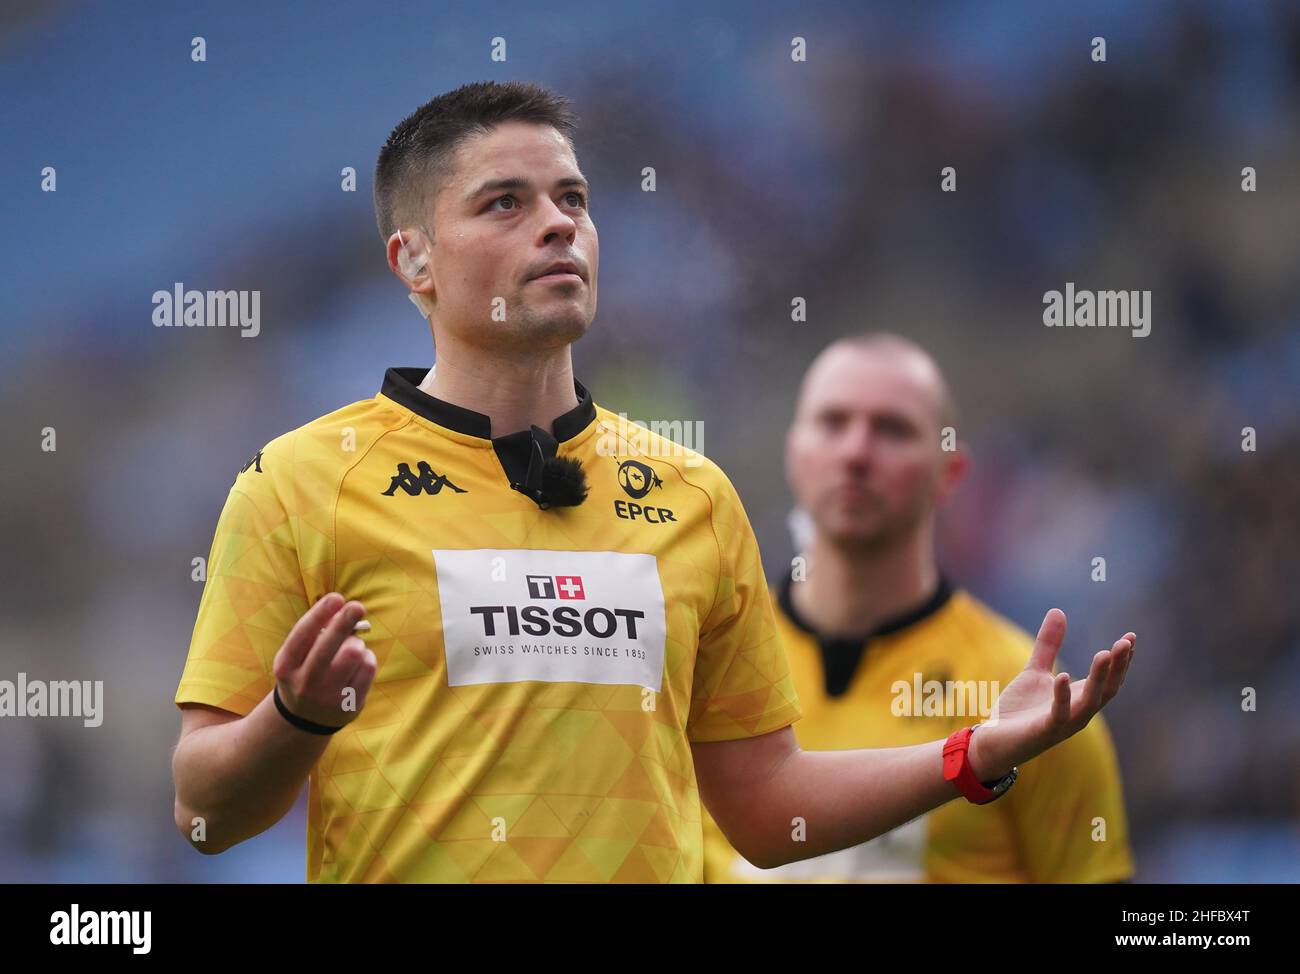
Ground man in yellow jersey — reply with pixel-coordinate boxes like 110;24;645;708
703;333;1134;883
169;82;1136;883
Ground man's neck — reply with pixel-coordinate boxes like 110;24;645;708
791;527;940;639
419;344;580;439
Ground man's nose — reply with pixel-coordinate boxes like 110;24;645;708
537;198;577;243
837;424;874;468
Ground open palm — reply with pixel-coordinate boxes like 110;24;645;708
970;609;1136;781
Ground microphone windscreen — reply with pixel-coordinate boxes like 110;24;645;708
540;455;588;508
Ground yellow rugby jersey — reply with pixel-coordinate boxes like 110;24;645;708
175;366;801;883
703;576;1134;883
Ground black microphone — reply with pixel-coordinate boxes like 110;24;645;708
510;427;589;509
538;454;589;508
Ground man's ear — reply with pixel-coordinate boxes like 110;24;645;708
394;229;427;278
389;228;435;317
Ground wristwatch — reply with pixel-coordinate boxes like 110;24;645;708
943;724;1018;804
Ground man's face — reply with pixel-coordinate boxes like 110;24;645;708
421;120;598;351
785;345;964;550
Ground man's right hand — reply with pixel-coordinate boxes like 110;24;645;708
271;593;376;729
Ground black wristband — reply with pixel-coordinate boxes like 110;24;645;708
273;685;344;735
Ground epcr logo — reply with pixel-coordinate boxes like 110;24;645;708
617;460;662;499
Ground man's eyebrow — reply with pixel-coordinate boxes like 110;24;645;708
466;175;590;203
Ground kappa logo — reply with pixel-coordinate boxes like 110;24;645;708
239;450;263;474
381;461;467;496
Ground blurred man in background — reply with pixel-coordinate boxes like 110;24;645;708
704;333;1134;883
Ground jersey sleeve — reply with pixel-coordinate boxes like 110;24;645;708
1001;713;1135;882
686;469;801;742
174;439;311;717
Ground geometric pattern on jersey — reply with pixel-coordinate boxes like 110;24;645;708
176;367;802;882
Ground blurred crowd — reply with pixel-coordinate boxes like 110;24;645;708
1;0;1297;881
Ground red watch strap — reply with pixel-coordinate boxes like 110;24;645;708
943;726;997;804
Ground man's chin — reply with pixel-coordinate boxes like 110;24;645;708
457;311;592;352
518;306;594;344
822;518;894;552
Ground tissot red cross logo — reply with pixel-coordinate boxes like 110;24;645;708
524;573;587;600
555;575;585;600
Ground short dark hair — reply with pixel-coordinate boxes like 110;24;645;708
373;81;579;244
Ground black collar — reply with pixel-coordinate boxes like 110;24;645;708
380;366;596;442
381;366;597;499
777;571;955;698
